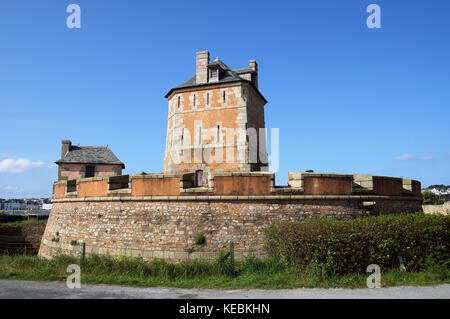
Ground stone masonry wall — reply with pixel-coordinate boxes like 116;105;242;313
39;196;422;261
422;202;450;215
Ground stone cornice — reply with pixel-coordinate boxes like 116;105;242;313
52;194;422;203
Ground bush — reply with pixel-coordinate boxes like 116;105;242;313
0;214;49;224
0;214;23;223
194;234;206;245
422;191;445;205
264;213;449;275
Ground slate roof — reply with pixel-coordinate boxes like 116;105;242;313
173;59;245;90
55;146;125;168
165;59;266;103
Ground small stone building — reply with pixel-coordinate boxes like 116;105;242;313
55;140;124;181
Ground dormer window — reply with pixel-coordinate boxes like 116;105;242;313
209;67;219;82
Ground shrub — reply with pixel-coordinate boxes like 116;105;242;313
194;234;206;245
0;214;49;224
264;213;449;275
422;191;445;205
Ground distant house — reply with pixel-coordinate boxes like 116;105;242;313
25;200;40;210
55;140;125;181
4;200;21;211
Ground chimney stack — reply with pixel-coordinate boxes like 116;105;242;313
196;50;210;84
249;60;258;88
61;140;71;158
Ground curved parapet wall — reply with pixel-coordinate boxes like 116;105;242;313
39;172;422;261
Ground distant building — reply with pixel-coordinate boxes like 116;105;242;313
25;200;40;210
4;200;21;210
55;140;125;181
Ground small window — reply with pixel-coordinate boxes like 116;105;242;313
223;91;226;103
181;128;184;145
193;94;196;107
211;68;217;79
195;170;203;187
206;92;209;105
217;125;220;142
85;166;95;178
198;127;202;145
177;96;180;109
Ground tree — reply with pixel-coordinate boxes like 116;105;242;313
422;191;445;205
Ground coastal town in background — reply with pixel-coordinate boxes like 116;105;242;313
0;198;51;213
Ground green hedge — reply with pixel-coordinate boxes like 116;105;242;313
0;214;48;224
422;190;445;205
0;214;24;223
264;213;449;275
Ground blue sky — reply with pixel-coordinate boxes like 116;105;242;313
0;0;449;198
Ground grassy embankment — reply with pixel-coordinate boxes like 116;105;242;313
0;254;448;289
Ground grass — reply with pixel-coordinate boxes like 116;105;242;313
0;254;448;289
0;220;47;228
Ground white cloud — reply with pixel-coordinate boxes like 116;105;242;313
394;154;434;162
0;158;45;173
0;185;23;192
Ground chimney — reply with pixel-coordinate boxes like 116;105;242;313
249;60;258;88
61;140;71;158
196;50;210;84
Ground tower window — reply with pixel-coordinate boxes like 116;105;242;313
195;170;203;187
177;96;180;109
206;92;209;105
210;68;218;82
217;125;221;142
223;91;226;103
193;94;196;107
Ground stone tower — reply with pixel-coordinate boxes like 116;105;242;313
163;50;268;184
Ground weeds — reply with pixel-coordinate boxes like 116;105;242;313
0;254;448;289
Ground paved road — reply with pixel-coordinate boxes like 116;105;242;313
0;280;449;299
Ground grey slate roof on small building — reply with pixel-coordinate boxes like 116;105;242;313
55;146;125;168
